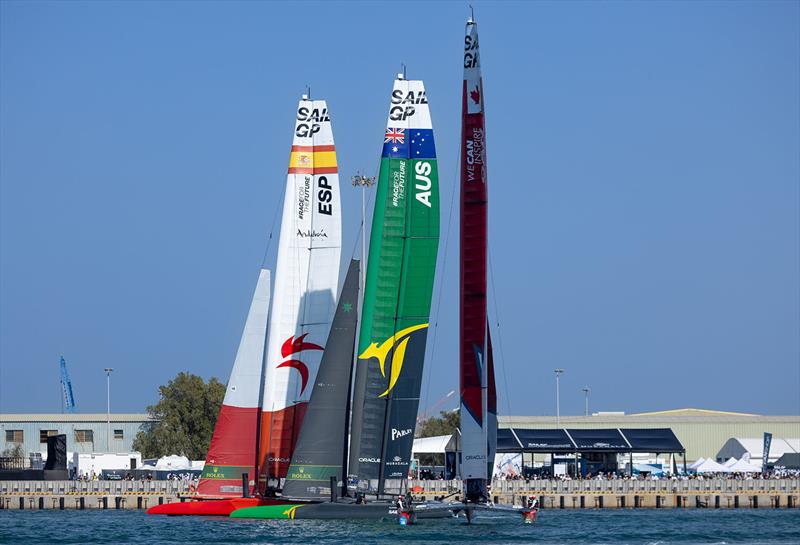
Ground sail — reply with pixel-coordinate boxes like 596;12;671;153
198;269;270;497
282;259;360;500
459;17;496;501
348;77;440;492
258;99;342;484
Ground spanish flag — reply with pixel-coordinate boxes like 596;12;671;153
288;145;337;175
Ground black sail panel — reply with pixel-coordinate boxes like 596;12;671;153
282;260;360;500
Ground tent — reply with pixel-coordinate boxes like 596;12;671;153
727;458;762;473
774;452;800;470
694;458;730;473
722;457;739;468
688;457;706;469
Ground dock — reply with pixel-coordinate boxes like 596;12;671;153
0;478;797;510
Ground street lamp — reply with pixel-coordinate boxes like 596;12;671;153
104;368;113;452
582;386;590;417
352;173;375;294
554;369;564;427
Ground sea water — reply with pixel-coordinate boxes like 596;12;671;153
2;509;799;545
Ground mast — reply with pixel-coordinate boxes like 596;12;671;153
459;16;496;503
258;96;342;488
348;74;440;496
198;269;271;497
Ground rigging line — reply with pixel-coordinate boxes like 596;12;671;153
261;176;288;268
488;247;513;417
421;145;460;422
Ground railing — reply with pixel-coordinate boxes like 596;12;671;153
407;478;800;495
0;457;29;470
0;480;191;496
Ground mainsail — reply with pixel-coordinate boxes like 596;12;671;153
348;76;440;494
258;98;342;485
198;269;271;497
282;259;360;500
459;17;498;502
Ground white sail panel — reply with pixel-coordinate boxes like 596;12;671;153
225;268;271;408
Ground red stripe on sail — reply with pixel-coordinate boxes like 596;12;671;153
197;404;259;497
290;145;336;152
257;403;309;482
287;166;339;174
460;78;488;422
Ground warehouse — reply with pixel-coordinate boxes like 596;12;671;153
501;408;800;463
0;413;152;455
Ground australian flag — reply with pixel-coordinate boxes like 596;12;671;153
382;128;435;159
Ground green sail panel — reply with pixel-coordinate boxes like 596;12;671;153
348;78;440;492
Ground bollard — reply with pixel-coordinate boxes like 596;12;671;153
634;495;641;508
137;497;143;510
19;497;24;510
715;496;720;509
38;497;44;510
59;497;64;510
115;497;122;509
598;496;604;509
656;495;662;508
788;495;795;508
559;496;564;509
580;495;585;509
734;496;740;508
676;496;682;508
102;497;108;510
773;496;780;509
752;495;758;509
619;496;626;508
80;497;85;510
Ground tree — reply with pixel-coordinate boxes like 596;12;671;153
1;443;24;458
417;409;460;438
132;372;225;460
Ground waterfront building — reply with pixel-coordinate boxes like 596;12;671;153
502;408;800;463
0;413;152;455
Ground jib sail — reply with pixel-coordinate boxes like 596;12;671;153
282;259;360;500
198;269;270;497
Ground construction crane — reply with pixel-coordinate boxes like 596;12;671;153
60;356;76;413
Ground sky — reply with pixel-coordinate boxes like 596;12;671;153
1;1;798;417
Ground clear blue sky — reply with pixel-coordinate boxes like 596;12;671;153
1;1;798;416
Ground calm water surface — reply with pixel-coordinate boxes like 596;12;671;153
2;509;799;545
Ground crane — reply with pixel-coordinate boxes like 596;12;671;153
60;356;76;413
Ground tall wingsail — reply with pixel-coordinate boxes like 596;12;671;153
258;99;342;486
348;76;440;494
198;269;270;497
282;259;360;500
459;17;497;502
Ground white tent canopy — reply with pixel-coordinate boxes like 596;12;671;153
716;437;800;464
727;458;762;473
688;457;706;469
412;435;456;456
723;457;739;468
694;458;730;473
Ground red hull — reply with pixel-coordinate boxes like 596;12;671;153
146;497;288;516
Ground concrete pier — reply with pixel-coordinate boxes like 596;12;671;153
0;480;189;510
0;478;797;510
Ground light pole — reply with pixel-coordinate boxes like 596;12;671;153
104;368;113;452
554;369;564;427
582;386;590;417
352;174;375;293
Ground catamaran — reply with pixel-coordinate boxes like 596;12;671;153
148;94;342;515
231;72;442;521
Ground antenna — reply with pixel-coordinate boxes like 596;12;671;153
398;63;407;80
468;4;474;23
302;85;311;100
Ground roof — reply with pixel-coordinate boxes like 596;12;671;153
0;413;153;423
494;428;683;453
629;408;759;417
412;435;455;455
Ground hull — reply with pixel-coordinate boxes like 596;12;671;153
146;497;288;516
230;500;455;520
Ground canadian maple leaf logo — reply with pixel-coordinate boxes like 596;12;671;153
470;85;480;105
